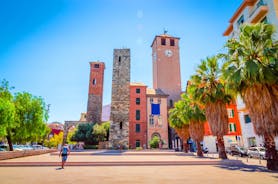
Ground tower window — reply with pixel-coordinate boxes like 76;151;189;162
136;88;140;94
169;99;173;107
135;124;140;132
119;56;121;62
94;64;100;68
92;79;96;85
136;98;140;105
136;110;140;120
120;122;123;129
161;38;166;45
170;39;175;46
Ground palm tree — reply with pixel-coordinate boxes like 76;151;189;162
189;56;232;159
222;23;278;170
169;101;190;152
181;93;206;157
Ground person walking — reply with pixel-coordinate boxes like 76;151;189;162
59;143;70;169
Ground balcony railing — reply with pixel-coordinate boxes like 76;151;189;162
249;0;267;18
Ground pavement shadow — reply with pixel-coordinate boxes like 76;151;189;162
215;164;277;173
92;150;127;156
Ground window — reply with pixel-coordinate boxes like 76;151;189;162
170;39;175;46
244;114;251;123
135;124;140;132
136;110;140;120
149;115;154;126
150;98;153;103
94;64;100;68
136;88;140;94
136;98;140;105
158;98;161;104
120;122;123;129
229;123;236;132
136;140;141;148
227;109;234;118
169;99;173;108
119;56;121;62
161;38;166;45
92;79;96;85
237;15;244;27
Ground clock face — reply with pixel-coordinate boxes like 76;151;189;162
164;49;173;57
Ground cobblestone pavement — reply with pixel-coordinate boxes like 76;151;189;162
0;150;277;184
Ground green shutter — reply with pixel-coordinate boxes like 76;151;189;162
229;124;232;132
232;110;234;117
233;124;236;132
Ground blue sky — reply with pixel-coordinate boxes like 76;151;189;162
0;0;242;123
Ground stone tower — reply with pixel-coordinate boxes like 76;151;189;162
109;49;130;149
151;34;181;107
86;62;105;123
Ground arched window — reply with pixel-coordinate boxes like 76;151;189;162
92;79;96;85
120;122;123;129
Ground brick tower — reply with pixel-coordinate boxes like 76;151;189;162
109;49;130;149
86;62;105;123
151;33;181;107
151;33;182;149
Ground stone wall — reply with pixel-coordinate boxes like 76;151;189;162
109;49;130;149
0;149;56;160
87;95;102;123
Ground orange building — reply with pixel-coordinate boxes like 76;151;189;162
203;103;243;152
129;83;147;149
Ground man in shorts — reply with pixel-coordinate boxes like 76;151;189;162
59;143;70;169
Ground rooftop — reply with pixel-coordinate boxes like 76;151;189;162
146;88;169;97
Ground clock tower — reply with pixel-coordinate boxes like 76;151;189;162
151;33;181;107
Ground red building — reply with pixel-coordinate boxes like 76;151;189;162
129;83;147;149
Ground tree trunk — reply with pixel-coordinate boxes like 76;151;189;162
196;140;203;157
6;133;13;151
183;142;189;153
217;136;227;159
264;134;278;170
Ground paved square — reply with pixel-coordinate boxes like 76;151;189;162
0;150;277;184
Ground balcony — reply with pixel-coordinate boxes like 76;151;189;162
249;0;269;23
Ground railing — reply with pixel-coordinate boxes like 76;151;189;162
249;0;267;18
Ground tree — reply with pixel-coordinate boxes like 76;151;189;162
71;123;97;145
169;100;190;152
92;122;110;142
149;135;160;149
12;92;49;144
181;93;206;157
0;79;17;151
189;56;232;159
45;132;63;148
222;23;278;170
0;80;49;151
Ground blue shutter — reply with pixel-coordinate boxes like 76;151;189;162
151;103;160;115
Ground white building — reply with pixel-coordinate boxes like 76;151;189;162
223;0;278;149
